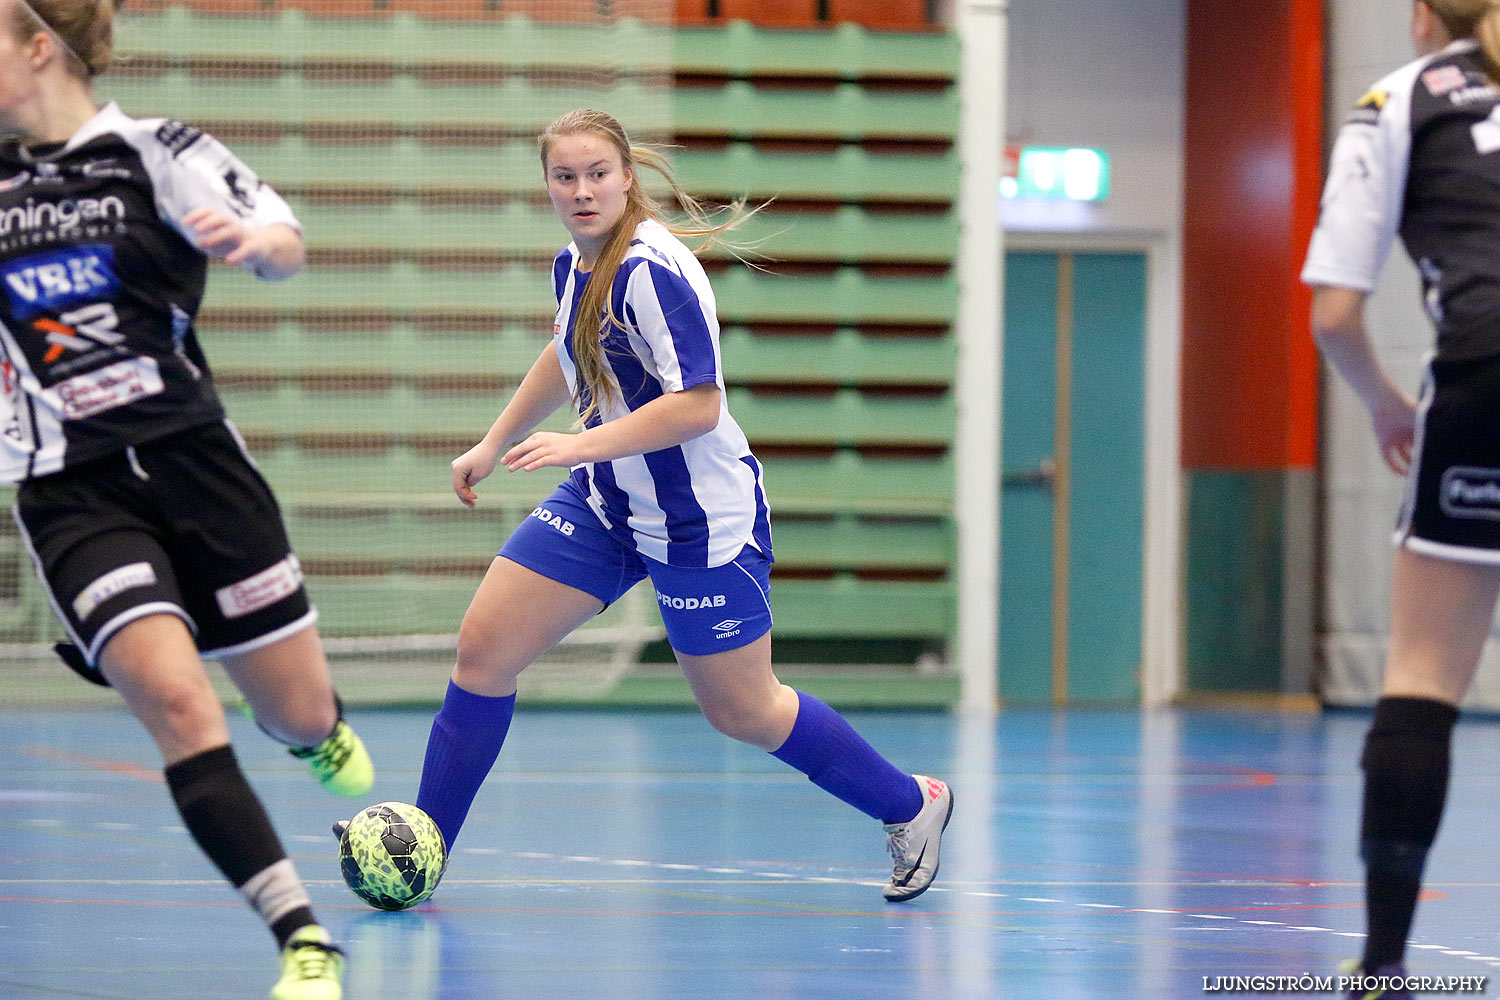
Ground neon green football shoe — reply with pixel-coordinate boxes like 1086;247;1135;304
290;720;374;798
270;925;344;1000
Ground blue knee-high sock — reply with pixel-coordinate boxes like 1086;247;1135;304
771;691;922;824
416;680;516;851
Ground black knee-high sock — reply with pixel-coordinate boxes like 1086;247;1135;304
1358;696;1459;970
165;744;317;948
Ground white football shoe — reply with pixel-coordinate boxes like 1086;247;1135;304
882;775;953;902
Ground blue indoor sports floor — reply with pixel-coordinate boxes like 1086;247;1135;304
1;705;1498;999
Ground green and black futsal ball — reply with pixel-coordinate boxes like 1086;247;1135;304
337;801;447;910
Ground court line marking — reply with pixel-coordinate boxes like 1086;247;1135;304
18;746;161;783
480;850;1500;971
10;817;1500;971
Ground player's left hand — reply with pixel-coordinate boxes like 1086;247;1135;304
502;431;589;472
182;208;274;268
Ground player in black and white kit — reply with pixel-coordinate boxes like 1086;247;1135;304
1302;2;1500;996
0;1;368;997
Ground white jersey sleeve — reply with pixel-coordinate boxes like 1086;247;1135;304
116;114;301;273
1302;62;1424;291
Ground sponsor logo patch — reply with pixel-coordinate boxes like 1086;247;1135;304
528;506;576;536
1440;466;1500;521
0;196;127;253
73;562;156;620
36;302;125;367
51;357;164;419
221;168;257;216
156;119;205;157
1423;65;1467;96
1;244;120;319
1447;83;1500;105
215;555;304;619
1348;87;1388;126
78;158;133;181
657;591;727;611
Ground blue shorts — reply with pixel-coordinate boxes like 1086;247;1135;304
498;479;773;656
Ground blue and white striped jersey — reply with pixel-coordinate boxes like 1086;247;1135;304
551;219;773;569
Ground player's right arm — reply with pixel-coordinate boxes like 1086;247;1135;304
1303;69;1419;476
451;342;572;506
1310;285;1416;475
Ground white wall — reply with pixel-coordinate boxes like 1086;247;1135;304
1003;0;1184;236
1001;0;1186;702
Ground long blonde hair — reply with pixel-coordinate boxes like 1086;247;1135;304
7;0;115;78
1426;0;1500;78
539;108;757;425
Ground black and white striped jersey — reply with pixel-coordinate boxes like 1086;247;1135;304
0;102;299;482
1303;39;1500;361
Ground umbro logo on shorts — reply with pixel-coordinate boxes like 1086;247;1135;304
712;619;743;632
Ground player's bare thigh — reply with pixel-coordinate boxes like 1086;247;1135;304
452;556;605;697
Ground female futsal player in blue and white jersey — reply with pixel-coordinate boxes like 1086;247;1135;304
1304;2;1500;996
409;108;951;902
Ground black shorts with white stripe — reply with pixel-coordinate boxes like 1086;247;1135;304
12;421;314;669
1397;353;1500;564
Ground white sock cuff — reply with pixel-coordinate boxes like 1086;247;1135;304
240;858;312;926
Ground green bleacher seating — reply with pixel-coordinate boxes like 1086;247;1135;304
718;327;954;385
207;324;550;374
47;8;961;650
280;507;948;572
105;73;663;132
116;7;675;69
671;19;956;81
199;263;954;326
672;80;955;143
672;145;955;205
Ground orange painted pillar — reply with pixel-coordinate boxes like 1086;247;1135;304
1181;0;1323;692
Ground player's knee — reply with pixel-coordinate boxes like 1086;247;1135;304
453;625;526;692
699;695;776;745
257;694;338;747
145;678;224;744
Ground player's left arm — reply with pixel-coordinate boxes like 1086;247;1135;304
182;211;305;280
502;382;720;471
504;259;722;472
150;122;306;281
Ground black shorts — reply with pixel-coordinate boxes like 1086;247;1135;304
12;421;315;666
1397;353;1500;563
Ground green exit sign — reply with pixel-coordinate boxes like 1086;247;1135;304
1001;146;1111;203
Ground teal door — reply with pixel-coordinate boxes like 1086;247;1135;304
1000;251;1147;704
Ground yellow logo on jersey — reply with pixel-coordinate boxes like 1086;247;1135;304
1356;88;1388;110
